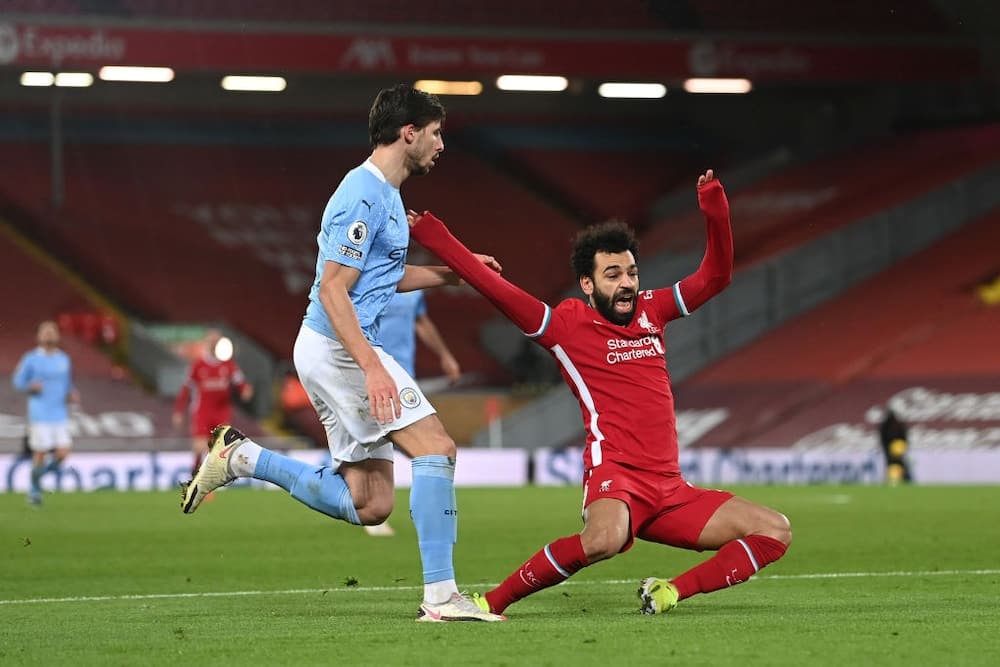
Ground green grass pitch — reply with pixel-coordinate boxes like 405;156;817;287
2;485;999;666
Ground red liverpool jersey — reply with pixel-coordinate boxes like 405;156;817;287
174;357;247;419
536;291;683;475
411;177;732;478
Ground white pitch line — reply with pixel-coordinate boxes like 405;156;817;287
2;569;997;606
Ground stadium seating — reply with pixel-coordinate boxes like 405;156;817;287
116;0;661;28
503;148;693;224
10;0;950;33
1;0;81;14
641;124;1000;268
676;206;1000;448
0;227;100;371
0;223;266;452
0;138;579;380
691;0;953;34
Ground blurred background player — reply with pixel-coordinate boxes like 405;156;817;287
365;288;462;536
172;328;254;479
879;408;913;485
11;320;81;506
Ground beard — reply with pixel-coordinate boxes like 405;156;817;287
592;285;636;326
406;150;435;177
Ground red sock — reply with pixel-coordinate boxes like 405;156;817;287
485;535;588;614
671;534;788;600
191;453;203;479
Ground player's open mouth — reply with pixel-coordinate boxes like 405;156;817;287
614;293;635;312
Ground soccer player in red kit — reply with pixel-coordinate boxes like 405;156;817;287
172;328;254;477
409;169;792;616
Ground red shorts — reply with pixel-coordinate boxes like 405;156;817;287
582;461;733;553
191;412;229;438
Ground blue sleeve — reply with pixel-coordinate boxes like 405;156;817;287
12;353;32;391
414;291;427;318
320;191;383;272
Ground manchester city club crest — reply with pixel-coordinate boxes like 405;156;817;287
398;387;421;409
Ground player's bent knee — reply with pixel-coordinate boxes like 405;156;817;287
356;496;394;526
432;435;457;458
762;510;792;546
580;527;628;562
391;417;457;458
412;433;457;458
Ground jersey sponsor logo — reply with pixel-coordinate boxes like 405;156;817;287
399;387;421;409
388;247;407;261
605;334;664;364
347;220;368;246
360;199;373;211
338;245;363;261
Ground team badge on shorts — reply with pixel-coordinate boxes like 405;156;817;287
398;387;421;409
347;220;368;245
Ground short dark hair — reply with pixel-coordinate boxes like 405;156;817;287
571;220;639;279
368;84;446;148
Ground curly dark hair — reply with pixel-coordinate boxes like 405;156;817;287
571;220;639;279
368;84;446;148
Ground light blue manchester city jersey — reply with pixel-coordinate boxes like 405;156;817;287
12;347;75;423
378;289;427;377
303;160;409;344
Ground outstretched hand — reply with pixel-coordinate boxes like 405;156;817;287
696;168;729;220
408;209;502;282
476;254;502;273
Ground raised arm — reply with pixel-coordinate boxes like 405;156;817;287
671;169;734;318
410;213;552;339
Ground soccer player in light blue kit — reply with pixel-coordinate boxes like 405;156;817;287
380;290;461;388
180;84;505;622
364;289;462;537
12;320;80;506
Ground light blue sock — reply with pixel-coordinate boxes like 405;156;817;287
43;457;60;475
30;464;44;495
254;449;360;524
410;455;457;584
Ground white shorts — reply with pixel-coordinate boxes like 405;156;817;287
29;422;72;452
293;324;436;466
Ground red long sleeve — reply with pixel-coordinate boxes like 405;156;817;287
410;213;551;337
676;179;733;313
173;378;192;414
